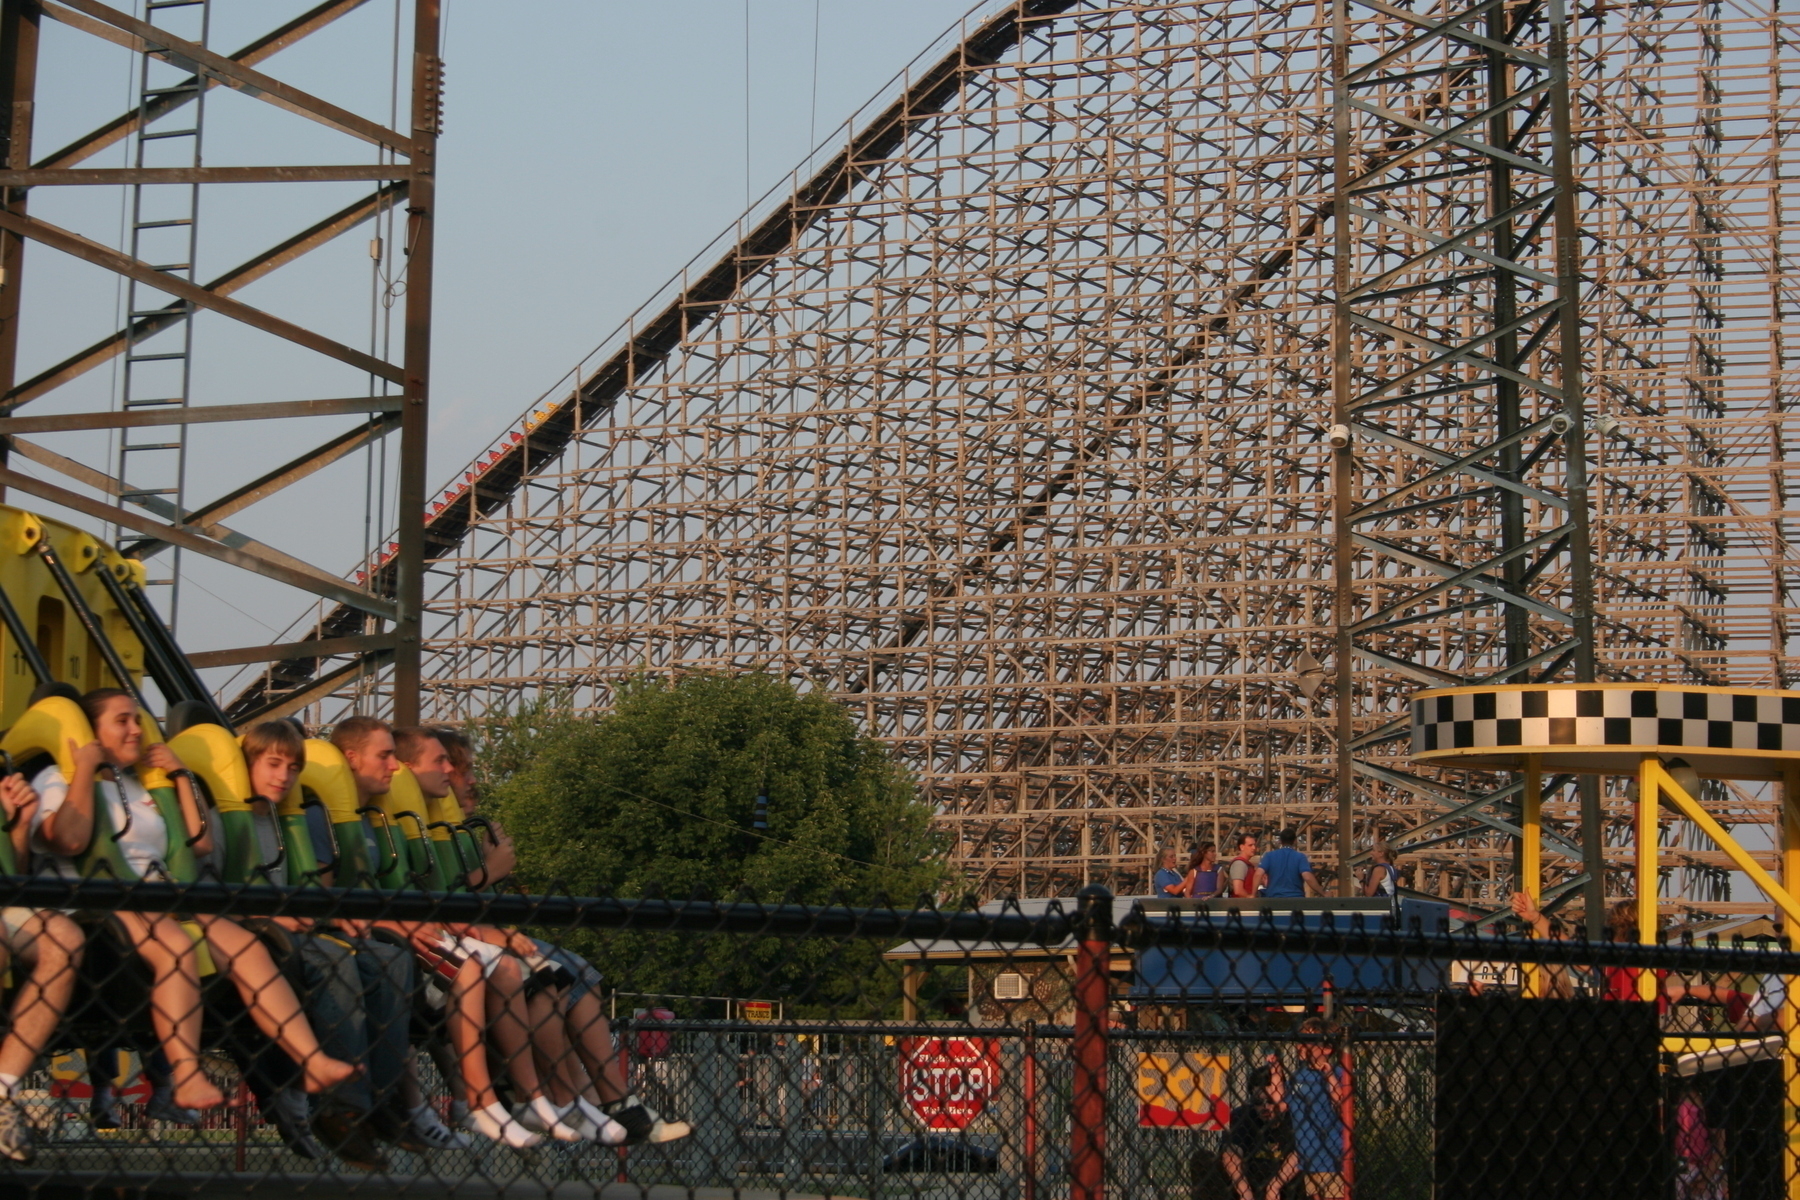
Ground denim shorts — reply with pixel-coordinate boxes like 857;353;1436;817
530;938;604;1002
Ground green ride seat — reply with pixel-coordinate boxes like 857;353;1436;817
168;723;258;884
372;766;449;891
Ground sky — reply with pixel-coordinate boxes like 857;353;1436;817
14;0;984;687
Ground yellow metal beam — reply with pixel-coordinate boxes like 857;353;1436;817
1783;768;1800;1200
1636;756;1660;1000
1645;758;1800;928
1522;756;1544;999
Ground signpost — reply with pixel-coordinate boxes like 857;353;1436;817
1135;1051;1231;1128
898;1037;1002;1130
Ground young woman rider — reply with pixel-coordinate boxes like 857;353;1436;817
28;689;358;1110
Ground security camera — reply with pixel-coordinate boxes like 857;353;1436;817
1327;423;1352;449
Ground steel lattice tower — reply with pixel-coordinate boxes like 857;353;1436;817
249;0;1796;916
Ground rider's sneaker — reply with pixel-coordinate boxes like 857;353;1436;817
602;1094;691;1145
464;1101;541;1149
0;1096;36;1163
146;1089;200;1126
409;1102;473;1150
88;1090;122;1131
311;1102;389;1173
515;1097;584;1143
263;1089;325;1161
564;1100;628;1145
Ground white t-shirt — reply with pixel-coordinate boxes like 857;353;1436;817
29;763;170;881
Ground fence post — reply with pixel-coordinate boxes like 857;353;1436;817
1072;884;1113;1200
1024;1019;1039;1200
864;1036;885;1200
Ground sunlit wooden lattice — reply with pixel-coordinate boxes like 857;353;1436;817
414;0;1796;913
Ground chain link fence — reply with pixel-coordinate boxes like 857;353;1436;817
0;878;1787;1198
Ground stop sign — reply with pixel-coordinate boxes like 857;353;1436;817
898;1037;1002;1130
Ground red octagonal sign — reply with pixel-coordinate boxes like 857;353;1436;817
898;1037;1002;1130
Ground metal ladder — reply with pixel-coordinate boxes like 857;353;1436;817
116;0;211;634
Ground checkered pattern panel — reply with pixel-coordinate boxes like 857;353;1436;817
1410;689;1800;754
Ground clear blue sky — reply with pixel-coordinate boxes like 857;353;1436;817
15;0;982;672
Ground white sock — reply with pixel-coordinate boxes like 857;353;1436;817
530;1095;583;1142
470;1101;541;1149
0;1074;18;1100
574;1097;626;1144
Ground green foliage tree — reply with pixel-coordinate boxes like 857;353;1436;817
475;673;950;1015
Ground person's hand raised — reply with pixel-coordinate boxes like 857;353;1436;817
141;743;185;776
1510;890;1540;924
69;737;105;775
0;773;37;823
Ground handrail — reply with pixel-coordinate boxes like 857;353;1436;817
390;809;438;888
0;876;1079;945
356;805;401;881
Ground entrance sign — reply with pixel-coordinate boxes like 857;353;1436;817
1136;1051;1231;1128
898;1037;1002;1129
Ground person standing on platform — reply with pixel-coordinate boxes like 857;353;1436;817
1227;832;1265;898
1259;829;1322;899
1361;841;1401;897
1154;847;1187;897
1183;843;1223;899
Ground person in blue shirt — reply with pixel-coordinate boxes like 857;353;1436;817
1289;1018;1350;1199
1259;828;1322;898
1152;847;1186;897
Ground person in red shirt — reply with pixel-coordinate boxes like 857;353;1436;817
1512;895;1750;1019
1227;832;1265;898
1596;900;1746;1018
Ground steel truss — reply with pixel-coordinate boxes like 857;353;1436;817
0;0;438;723
264;0;1792;914
1326;0;1610;918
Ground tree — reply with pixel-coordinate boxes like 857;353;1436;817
475;673;950;1015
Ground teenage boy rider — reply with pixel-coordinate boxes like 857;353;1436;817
336;717;575;1149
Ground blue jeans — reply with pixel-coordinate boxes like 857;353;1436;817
295;932;413;1112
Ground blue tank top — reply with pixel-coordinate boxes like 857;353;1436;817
1189;868;1220;897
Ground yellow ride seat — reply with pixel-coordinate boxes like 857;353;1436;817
298;739;373;886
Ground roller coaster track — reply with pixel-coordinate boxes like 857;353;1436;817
223;0;1084;721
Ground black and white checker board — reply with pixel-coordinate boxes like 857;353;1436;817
1412;686;1800;756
